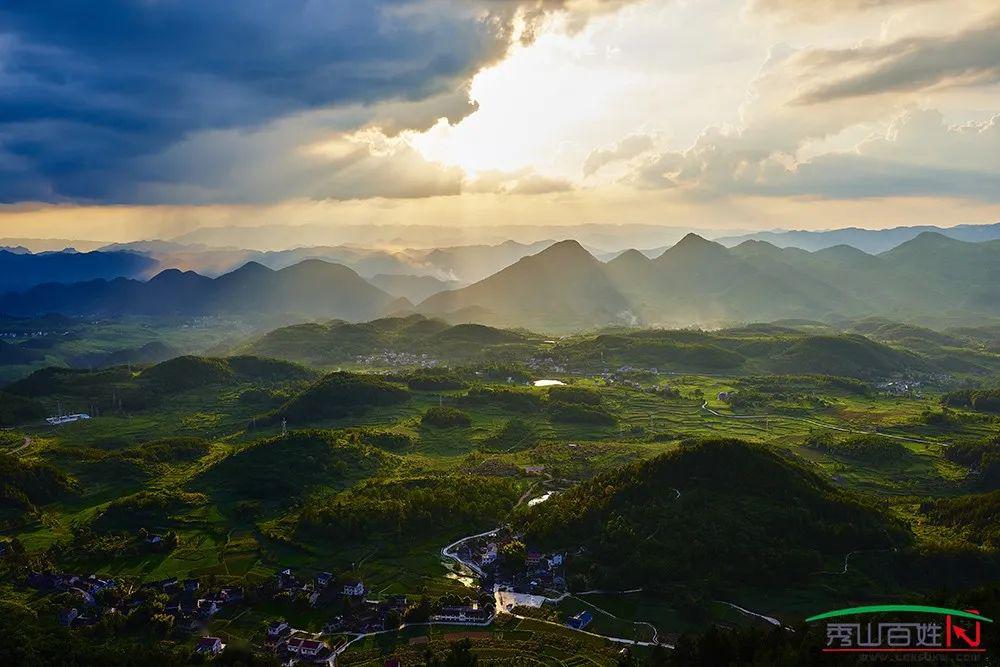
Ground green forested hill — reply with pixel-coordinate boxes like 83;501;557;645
515;439;909;592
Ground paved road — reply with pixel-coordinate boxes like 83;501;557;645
717;601;791;631
436;484;684;649
8;435;31;456
820;547;898;575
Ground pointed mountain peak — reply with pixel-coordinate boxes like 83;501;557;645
149;268;204;283
533;239;596;262
735;239;780;251
882;231;967;256
675;232;720;248
814;244;873;260
607;248;650;265
229;260;273;275
907;231;960;245
279;258;360;278
657;233;728;260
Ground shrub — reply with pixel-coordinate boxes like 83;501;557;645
265;371;410;424
461;386;543;413
139;356;233;391
357;428;414;450
806;433;910;463
548;401;616;425
421;406;472;428
480;419;538;451
405;368;467;391
547;385;601;405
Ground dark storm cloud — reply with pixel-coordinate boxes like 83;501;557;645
0;0;521;203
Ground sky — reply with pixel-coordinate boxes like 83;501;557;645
0;0;998;242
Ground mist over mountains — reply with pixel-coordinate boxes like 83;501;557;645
0;260;399;322
0;248;160;292
715;222;1000;253
419;232;1000;330
4;222;1000;331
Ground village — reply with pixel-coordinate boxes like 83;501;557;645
12;524;584;665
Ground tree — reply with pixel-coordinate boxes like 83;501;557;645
444;639;478;667
500;540;526;571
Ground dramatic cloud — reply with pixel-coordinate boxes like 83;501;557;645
0;0;624;203
583;134;656;176
793;15;1000;103
747;0;934;20
626;108;1000;201
0;0;997;234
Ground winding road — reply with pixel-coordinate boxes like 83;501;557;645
435;486;689;650
7;435;31;456
820;547;899;575
717;601;792;631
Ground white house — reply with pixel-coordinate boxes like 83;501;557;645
430;604;490;623
46;413;92;426
286;637;326;657
342;580;365;597
267;619;291;639
194;636;224;656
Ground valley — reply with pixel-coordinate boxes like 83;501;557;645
1;316;998;664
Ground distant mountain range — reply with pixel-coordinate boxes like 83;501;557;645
4;225;1000;332
715;222;1000;253
0;260;400;321
418;232;1000;330
0;248;160;292
92;238;556;284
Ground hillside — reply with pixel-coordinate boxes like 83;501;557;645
553;327;926;377
0;453;75;519
262;371;410;425
3;355;316;415
244;314;539;366
420;240;634;330
195;429;387;502
515;439;909;592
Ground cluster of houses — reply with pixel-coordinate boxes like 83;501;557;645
265;620;335;665
592;365;662;388
429;603;492;624
354;351;439;368
153;577;246;633
526;356;567;373
22;550;584;662
454;532;568;598
875;379;923;396
26;572;117;627
273;568;410;635
518;550;567;595
45;412;92;426
274;566;366;608
0;329;71;339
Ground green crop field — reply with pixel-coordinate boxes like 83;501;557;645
1;322;998;665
